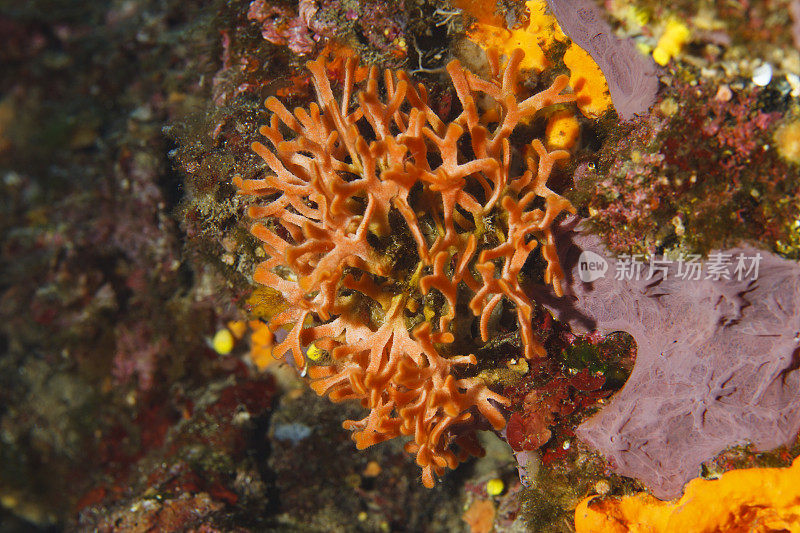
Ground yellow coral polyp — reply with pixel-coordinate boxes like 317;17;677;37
653;19;690;66
545;110;580;150
486;478;504;496
306;343;323;361
575;456;800;532
248;320;277;370
212;328;235;355
227;320;248;339
774;119;800;164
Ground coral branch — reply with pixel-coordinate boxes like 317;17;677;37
237;48;576;485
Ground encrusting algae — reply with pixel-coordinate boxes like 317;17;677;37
235;48;576;487
575;456;800;532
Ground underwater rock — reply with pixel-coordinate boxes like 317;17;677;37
538;218;800;499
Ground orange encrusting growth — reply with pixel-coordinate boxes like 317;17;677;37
235;48;575;487
575;456;800;532
461;0;612;118
562;44;613;119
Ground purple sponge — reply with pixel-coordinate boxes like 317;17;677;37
546;0;659;119
540;219;800;499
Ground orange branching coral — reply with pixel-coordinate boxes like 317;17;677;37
235;48;575;486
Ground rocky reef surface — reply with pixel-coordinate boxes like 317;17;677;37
1;0;799;531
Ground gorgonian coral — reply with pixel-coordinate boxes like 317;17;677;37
235;48;576;486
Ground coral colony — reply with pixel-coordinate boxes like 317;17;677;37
235;48;576;486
